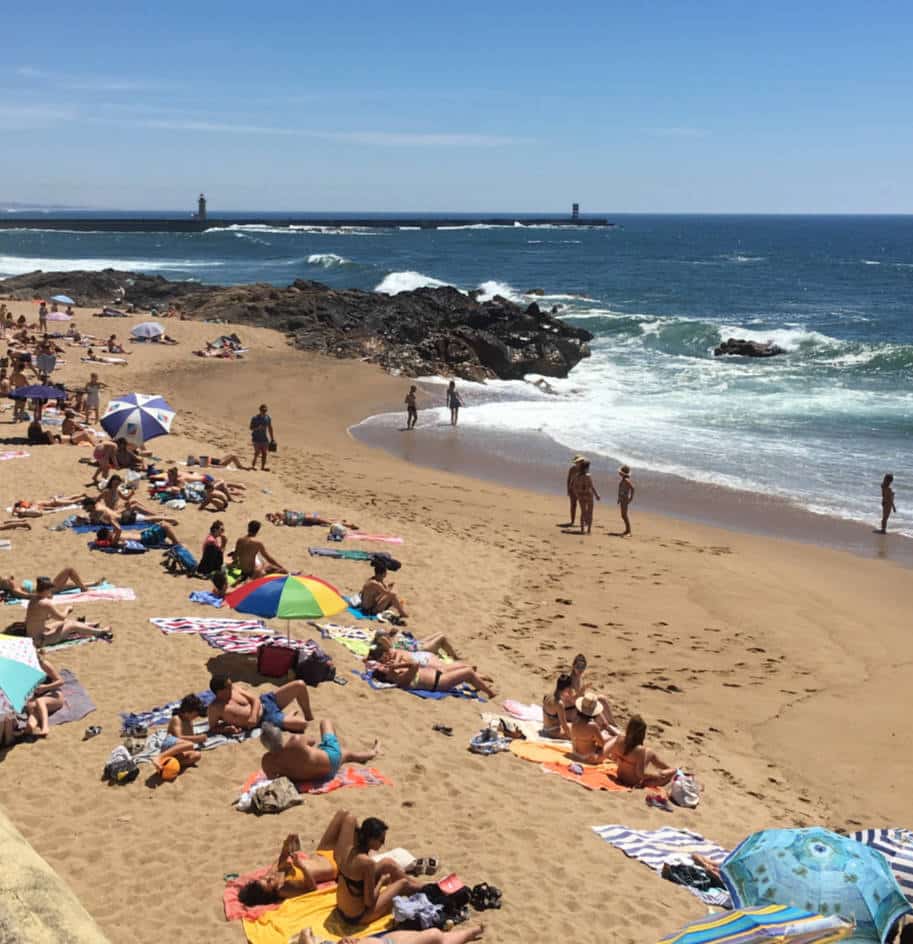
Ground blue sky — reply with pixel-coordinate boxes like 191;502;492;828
3;1;912;212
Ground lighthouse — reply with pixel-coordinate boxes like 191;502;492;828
197;193;207;223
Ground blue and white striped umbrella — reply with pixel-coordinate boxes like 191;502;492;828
101;393;175;445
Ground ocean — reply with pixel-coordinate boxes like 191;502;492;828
2;213;911;538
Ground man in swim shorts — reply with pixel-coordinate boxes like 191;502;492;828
260;719;379;781
207;675;314;734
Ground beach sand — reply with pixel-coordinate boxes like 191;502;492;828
0;301;909;944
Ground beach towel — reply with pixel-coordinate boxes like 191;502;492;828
48;669;96;726
343;533;404;545
121;690;216;732
853;829;913;903
591;825;732;907
509;741;628;791
10;585;136;607
239;766;392;805
243;884;392;944
318;623;374;657
88;540;150;553
503;700;544;723
480;711;558;744
129;722;260;764
0;450;29;461
308;547;401;569
189;590;224;608
72;521;148;534
149;616;266;635
353;668;484;702
200;631;316;656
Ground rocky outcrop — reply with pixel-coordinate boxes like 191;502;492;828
0;269;592;381
714;337;785;358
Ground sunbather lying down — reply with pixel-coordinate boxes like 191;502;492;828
372;627;460;661
260;720;379;782
296;927;484;944
372;662;496;700
368;636;483;678
12;494;91;517
266;510;358;528
1;568;101;599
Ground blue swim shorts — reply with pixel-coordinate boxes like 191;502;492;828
259;692;285;728
319;732;342;777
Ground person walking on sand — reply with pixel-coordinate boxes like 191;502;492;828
405;385;418;430
446;380;462;426
618;465;635;536
573;460;600;534
250;403;275;471
566;456;585;526
880;473;897;534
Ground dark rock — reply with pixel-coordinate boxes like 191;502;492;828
525;288;545;295
1;269;592;381
713;337;786;358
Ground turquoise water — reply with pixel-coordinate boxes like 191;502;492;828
1;213;911;534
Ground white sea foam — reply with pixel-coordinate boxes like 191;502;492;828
204;224;382;236
861;259;881;266
0;255;225;277
397;226;421;231
716;323;837;352
374;270;453;294
307;253;351;268
475;280;526;303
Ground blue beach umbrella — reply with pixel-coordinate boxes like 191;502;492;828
0;634;45;716
50;294;75;305
722;828;912;943
101;392;175;445
8;384;66;401
657;904;854;944
130;322;164;339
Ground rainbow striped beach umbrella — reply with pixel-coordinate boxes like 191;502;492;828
658;904;854;944
226;574;347;623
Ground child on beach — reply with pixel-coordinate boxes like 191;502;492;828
153;694;207;774
617;465;635;536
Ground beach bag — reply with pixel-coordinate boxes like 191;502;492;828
257;642;297;678
422;875;471;921
140;524;167;547
669;771;701;808
295;644;336;686
163;544;198;574
102;746;140;786
250;776;302;814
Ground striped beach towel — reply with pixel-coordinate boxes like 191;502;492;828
592;825;732;907
852;828;913;903
121;690;216;731
200;631;316;656
344;533;404;545
149;616;266;635
11;586;136;607
318;622;374;657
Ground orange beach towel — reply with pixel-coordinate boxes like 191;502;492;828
509;740;629;792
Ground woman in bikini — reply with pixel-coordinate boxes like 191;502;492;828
604;714;677;788
569;653;618;733
368;635;482;677
266;510;358;528
374;661;496;699
335;817;424;925
542;673;577;739
880;473;897;534
237;808;357;906
572;460;600;534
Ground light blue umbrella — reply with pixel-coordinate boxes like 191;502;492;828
722;828;912;943
50;294;75;305
0;634;44;716
130;321;164;339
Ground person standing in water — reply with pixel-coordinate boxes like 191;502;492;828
880;474;896;534
405;385;418;430
446;380;462;426
618;465;635;536
566;456;585;527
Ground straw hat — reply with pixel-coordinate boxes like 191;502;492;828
575;691;602;718
572;455;586;464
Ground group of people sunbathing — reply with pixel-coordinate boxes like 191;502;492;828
542;653;679;787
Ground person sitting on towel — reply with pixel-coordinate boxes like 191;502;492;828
569;691;613;764
207;674;313;734
25;577;113;645
259;720;379;783
359;561;408;618
237;810;359;906
542;673;578;740
604;714;678;788
233;520;288;579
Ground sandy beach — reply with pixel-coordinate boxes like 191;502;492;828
1;301;910;944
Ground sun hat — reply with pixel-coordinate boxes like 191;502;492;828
575;691;602;718
619;465;631;476
573;455;586;464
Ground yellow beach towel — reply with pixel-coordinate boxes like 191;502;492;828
243;886;392;944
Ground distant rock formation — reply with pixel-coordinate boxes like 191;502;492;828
713;337;786;358
0;269;592;381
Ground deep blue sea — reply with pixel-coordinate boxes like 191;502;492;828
2;213;911;535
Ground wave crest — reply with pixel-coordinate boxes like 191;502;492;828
375;270;453;294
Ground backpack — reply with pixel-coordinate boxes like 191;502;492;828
102;746;140;785
163;544;199;575
295;642;336;686
250;776;302;814
257;641;297;678
140;524;167;547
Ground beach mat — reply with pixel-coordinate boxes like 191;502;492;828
200;631;317;656
240;765;392;801
121;690;216;732
503;700;544;723
343;533;403;545
48;669;96;726
243;884;391;944
8;585;136;607
591;825;732;907
131;725;260;764
318;623;374;658
509;740;628;791
353;669;484;702
149;616;266;636
71;521;149;534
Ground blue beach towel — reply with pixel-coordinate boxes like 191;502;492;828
189;590;225;608
352;669;485;702
71;521;148;534
121;690;216;732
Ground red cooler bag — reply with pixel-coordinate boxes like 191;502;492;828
257;642;296;678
